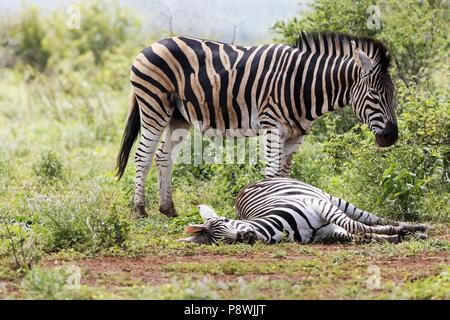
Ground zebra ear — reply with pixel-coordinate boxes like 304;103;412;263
197;205;218;222
178;234;208;244
351;40;375;74
185;224;206;234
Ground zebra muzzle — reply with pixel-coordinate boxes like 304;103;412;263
236;230;257;244
375;121;398;147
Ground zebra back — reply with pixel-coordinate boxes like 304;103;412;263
235;177;330;220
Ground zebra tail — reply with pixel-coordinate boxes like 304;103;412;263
116;94;140;179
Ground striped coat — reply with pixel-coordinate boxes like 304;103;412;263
116;33;398;218
181;178;427;244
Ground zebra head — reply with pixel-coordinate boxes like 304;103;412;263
350;40;398;147
178;205;259;244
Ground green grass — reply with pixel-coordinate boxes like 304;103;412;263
3;240;447;299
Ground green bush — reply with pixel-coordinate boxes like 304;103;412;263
0;219;41;271
33;150;64;184
10;7;50;71
272;0;449;85
3;1;143;89
34;193;130;253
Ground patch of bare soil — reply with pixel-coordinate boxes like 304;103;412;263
40;249;449;288
42;254;257;287
0;281;20;298
378;255;448;282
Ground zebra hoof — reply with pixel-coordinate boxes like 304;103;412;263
416;233;428;240
400;232;428;242
159;205;178;218
133;204;147;219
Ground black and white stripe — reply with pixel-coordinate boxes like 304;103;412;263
180;178;427;244
116;32;398;217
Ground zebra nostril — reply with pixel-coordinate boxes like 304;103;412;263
375;121;398;147
242;231;257;244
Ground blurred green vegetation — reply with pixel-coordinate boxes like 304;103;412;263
0;0;448;299
272;0;449;85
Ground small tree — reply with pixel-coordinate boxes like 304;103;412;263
10;7;50;71
272;0;449;86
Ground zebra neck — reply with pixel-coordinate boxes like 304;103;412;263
290;51;358;121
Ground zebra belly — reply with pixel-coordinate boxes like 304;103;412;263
255;205;326;244
176;97;262;138
293;207;329;243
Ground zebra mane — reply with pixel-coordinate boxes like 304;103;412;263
294;32;392;72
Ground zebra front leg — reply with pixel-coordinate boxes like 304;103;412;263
308;199;427;236
262;127;286;177
155;118;190;218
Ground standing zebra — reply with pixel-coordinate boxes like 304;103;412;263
116;32;398;218
180;178;427;244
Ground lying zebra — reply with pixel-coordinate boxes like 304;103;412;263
180;178;427;244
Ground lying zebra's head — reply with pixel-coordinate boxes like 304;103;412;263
178;205;258;245
350;40;398;147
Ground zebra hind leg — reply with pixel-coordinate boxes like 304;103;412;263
328;195;396;226
351;232;428;243
133;97;173;218
328;196;428;232
318;226;404;244
155;117;191;217
133;132;158;218
309;198;427;238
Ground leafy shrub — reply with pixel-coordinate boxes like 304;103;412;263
9;7;50;71
0;219;41;271
2;1;142;89
46;1;140;66
272;0;449;85
21;265;84;299
33;150;64;184
32;192;130;253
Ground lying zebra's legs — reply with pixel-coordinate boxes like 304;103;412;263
280;135;304;176
308;198;426;236
155;118;190;217
317;225;403;244
133;96;173;218
328;195;396;226
262;127;286;177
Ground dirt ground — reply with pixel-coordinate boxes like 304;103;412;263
31;242;448;299
1;233;448;300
